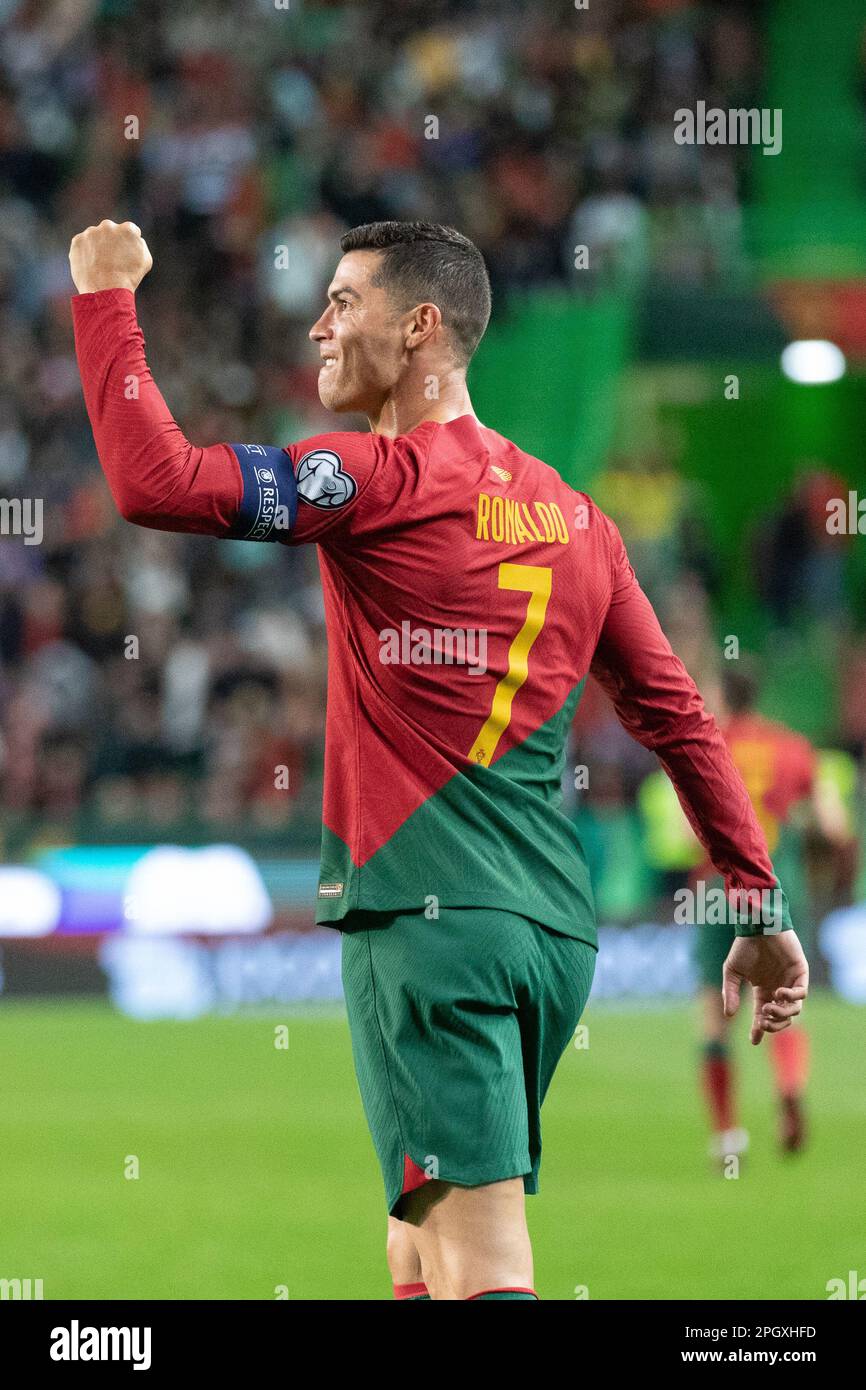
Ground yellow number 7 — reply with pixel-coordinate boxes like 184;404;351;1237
468;562;552;767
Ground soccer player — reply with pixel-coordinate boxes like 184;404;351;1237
69;218;808;1301
695;663;851;1163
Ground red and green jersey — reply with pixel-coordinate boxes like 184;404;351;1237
72;288;791;943
723;713;816;856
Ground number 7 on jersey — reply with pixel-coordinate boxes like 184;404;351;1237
468;562;553;767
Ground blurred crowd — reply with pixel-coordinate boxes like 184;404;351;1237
0;0;829;867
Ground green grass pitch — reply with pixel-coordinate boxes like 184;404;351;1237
0;992;862;1300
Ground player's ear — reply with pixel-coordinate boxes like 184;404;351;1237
404;302;441;352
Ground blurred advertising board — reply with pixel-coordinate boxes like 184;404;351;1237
0;851;864;1017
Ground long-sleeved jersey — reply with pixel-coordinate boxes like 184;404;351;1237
72;288;790;944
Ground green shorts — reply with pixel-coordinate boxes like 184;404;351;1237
694;923;736;990
340;906;596;1216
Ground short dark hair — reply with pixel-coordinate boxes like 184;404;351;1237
721;660;760;714
339;220;492;365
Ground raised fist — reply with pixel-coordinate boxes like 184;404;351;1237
69;219;153;295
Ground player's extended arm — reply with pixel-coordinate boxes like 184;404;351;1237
69;221;293;538
589;520;808;1040
590;573;778;914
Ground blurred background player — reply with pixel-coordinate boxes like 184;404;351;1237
694;660;856;1165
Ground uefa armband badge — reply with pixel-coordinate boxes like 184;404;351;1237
296;449;357;510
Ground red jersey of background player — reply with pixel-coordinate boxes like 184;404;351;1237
724;713;816;855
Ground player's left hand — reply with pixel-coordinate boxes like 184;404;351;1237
69;219;153;295
722;931;809;1046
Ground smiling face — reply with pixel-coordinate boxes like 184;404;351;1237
309;250;410;415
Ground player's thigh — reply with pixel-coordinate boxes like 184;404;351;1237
341;907;534;1211
515;926;596;1190
523;926;596;1106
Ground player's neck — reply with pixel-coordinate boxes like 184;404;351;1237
368;373;476;438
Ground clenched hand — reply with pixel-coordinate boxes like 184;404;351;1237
69;219;153;295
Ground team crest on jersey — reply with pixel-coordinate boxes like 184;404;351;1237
296;449;357;509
